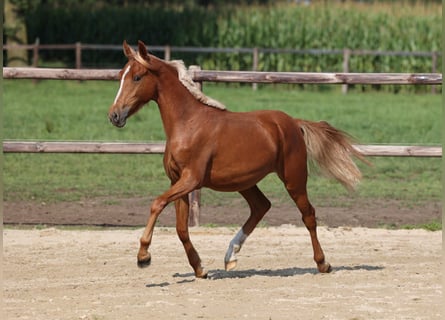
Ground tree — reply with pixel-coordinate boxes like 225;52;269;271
4;0;28;66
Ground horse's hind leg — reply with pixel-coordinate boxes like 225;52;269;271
279;146;331;273
175;196;207;278
224;185;271;271
289;190;331;273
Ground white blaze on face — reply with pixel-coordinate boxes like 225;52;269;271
113;65;132;105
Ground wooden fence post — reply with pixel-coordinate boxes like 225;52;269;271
32;38;40;84
252;47;259;90
75;42;82;69
342;48;351;94
164;45;171;61
431;51;437;94
188;190;201;227
32;38;39;67
187;65;203;226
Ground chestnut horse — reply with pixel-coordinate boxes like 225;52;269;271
108;41;367;278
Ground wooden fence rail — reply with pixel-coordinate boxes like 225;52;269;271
3;42;441;66
3;141;166;154
3;141;442;158
3;67;442;85
191;71;442;85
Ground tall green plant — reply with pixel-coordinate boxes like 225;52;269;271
25;2;441;91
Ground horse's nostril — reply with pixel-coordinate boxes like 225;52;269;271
109;111;126;128
110;112;119;123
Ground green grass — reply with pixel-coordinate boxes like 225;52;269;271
3;80;441;209
378;220;442;232
401;220;442;231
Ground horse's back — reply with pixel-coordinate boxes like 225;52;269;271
238;109;305;148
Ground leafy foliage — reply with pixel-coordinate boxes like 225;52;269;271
22;2;441;88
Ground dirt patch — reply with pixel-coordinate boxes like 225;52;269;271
3;197;441;228
3;226;442;319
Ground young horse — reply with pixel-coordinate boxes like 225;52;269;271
109;41;367;278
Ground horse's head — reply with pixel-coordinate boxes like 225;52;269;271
108;40;159;128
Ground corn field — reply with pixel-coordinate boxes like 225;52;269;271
25;2;441;91
198;3;441;74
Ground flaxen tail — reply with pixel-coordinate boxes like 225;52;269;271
297;119;370;192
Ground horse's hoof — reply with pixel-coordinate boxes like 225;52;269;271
137;255;151;268
196;268;208;279
318;262;332;273
225;259;237;271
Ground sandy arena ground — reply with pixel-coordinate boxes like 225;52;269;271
3;225;442;319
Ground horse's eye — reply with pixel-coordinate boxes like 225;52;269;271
133;75;142;82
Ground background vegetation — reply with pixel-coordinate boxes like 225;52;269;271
4;1;442;92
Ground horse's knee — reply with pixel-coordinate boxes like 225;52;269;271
151;198;167;216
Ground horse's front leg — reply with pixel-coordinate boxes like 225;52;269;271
137;194;168;268
137;170;201;271
175;196;207;278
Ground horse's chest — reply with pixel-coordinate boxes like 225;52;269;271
163;150;181;181
165;139;196;163
163;141;205;180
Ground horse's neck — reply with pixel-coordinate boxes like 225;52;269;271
155;77;202;140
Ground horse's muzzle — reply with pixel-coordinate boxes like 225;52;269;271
108;108;129;128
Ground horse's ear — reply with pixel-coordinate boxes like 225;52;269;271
123;40;135;58
137;40;149;60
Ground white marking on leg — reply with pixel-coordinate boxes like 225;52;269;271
224;229;248;269
113;65;131;105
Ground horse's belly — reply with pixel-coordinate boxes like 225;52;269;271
202;122;282;191
204;155;275;192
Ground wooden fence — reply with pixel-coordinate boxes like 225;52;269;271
2;141;441;158
3;67;442;225
3;42;441;93
3;67;442;84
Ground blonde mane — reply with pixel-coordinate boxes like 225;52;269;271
134;53;226;110
167;60;226;110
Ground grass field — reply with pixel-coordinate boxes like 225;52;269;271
2;80;441;208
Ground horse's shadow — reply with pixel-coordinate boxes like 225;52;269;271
145;264;383;287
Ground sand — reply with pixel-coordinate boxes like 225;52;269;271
3;226;442;319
